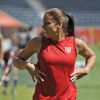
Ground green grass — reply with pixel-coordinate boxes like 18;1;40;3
0;45;100;100
0;85;34;100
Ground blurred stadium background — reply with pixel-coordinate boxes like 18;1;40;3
0;0;100;100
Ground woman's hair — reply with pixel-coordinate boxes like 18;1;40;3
43;8;75;36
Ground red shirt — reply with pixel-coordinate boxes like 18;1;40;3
33;36;77;100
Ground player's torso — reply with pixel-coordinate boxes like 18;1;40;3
39;36;76;68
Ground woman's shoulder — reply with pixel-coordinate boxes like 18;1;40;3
26;36;42;52
31;36;42;43
75;37;86;47
75;37;89;53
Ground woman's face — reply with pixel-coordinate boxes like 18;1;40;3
43;15;59;38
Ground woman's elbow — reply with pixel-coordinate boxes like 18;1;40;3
91;53;96;65
93;54;96;63
13;57;20;69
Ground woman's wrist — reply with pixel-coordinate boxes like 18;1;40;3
84;67;90;75
26;62;35;71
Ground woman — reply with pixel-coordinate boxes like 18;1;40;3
13;8;96;100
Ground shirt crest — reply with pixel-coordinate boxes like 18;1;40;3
65;46;71;54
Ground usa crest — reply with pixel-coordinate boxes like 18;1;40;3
65;47;71;54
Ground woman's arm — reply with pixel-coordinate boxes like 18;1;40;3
13;37;46;83
76;38;96;74
13;37;41;70
70;38;96;84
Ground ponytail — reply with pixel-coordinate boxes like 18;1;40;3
66;14;75;36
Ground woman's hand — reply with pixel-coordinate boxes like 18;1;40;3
70;67;88;84
26;63;46;83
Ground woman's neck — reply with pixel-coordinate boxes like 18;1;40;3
52;32;66;42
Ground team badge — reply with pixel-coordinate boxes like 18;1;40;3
65;46;71;54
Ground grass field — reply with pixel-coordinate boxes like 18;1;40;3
0;85;35;100
0;45;100;100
